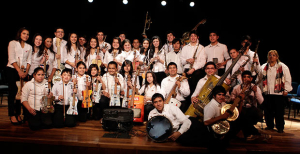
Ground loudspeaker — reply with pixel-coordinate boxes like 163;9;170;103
102;108;133;132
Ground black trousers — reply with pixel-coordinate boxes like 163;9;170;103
98;96;110;119
5;67;21;116
263;94;286;130
24;109;53;130
53;105;77;128
77;100;88;122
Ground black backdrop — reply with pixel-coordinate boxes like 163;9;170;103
1;0;298;83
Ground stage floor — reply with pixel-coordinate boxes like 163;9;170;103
1;98;300;154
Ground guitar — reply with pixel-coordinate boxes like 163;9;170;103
128;66;144;123
109;73;121;106
164;74;187;107
92;75;102;103
67;81;78;115
122;74;132;108
15;58;25;100
91;47;102;67
41;79;55;114
82;75;92;108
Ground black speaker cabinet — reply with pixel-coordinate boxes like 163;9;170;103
102;108;134;131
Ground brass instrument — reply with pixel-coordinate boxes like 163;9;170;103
250;40;260;74
185;44;249;120
142;11;152;36
181;19;206;46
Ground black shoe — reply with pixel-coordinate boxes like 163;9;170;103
277;129;284;133
264;127;274;130
10;116;20;125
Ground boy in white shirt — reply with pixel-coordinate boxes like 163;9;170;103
52;68;77;128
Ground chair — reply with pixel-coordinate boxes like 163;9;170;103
0;69;9;105
289;85;300;119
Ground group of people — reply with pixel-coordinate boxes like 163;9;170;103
6;27;292;148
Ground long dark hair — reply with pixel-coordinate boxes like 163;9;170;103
120;60;133;78
31;33;44;57
144;71;159;89
66;33;80;54
84;37;99;62
87;64;99;77
15;27;29;42
41;36;55;55
140;38;150;55
149;36;162;59
108;37;122;54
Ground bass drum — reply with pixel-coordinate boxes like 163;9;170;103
146;116;173;142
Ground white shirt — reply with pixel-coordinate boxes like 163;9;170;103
103;51;123;71
139;84;161;99
120;50;140;63
52;81;74;105
160;74;190;101
225;58;244;86
84;49;103;69
151;50;166;72
148;104;191;134
180;43;205;70
166;50;184;74
43;49;57;77
203;98;226;122
240;49;261;75
53;37;67;64
192;75;219;98
75;74;91;100
231;83;264;107
102;72;125;94
21;78;48;111
162;43;174;54
7;40;32;69
99;41;111;59
259;62;292;95
64;47;81;69
204;42;230;69
28;51;43;75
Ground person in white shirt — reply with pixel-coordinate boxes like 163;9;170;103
231;71;264;139
132;39;140;51
21;67;52;130
83;37;103;70
28;34;43;78
139;72;160;121
162;31;175;54
64;33;81;69
149;93;203;146
180;30;206;95
119;39;140;64
225;48;244;88
160;62;190;112
40;37;57;82
119;32;126;43
96;31;111;62
259;50;292;133
6;27;32;124
52;68;77;128
149;36;166;84
73;61;91;122
53;27;67;70
78;35;87;50
166;38;183;75
138;38;151;85
204;31;230;76
103;37;123;71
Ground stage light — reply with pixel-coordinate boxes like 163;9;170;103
161;1;166;6
88;0;93;3
123;0;128;5
190;2;195;7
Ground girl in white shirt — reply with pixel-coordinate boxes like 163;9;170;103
103;37;123;70
139;72;160;121
28;34;43;78
120;39;140;64
40;37;57;81
21;67;52;130
83;37;103;70
6;27;32;124
139;38;150;85
64;33;81;69
149;36;166;85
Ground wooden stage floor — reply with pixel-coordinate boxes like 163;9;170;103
1;98;300;154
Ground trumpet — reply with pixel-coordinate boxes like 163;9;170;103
142;11;152;36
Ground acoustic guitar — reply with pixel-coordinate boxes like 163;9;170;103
82;75;92;108
41;79;55;114
164;74;187;107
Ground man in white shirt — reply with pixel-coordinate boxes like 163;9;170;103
204;31;230;76
53;27;67;70
166;38;183;74
180;30;206;95
160;62;190;112
231;71;264;139
162;31;175;54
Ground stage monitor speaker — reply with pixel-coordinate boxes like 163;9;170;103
102;108;133;132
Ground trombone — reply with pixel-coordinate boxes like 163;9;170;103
142;11;152;37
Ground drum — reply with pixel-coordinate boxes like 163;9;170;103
146;116;173;142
